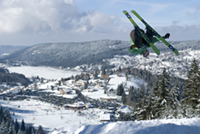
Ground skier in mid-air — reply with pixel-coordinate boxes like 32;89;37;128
128;27;170;57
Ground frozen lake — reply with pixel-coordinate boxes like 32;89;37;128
8;66;81;79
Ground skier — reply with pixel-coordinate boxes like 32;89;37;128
128;27;170;57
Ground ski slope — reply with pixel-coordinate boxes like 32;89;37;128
75;118;200;134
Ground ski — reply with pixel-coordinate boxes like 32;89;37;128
131;10;179;55
123;10;160;55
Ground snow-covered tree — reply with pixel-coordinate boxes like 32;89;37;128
21;119;25;132
182;58;200;117
151;68;172;119
116;84;124;96
36;125;45;134
14;119;19;134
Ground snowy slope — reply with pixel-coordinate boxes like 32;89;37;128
103;49;200;79
76;118;200;134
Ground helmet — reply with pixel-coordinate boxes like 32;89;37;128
143;50;149;57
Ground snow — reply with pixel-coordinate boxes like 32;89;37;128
76;118;200;134
0;99;104;133
2;96;200;134
2;65;200;134
117;105;133;113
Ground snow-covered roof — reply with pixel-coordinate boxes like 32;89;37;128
117;105;133;113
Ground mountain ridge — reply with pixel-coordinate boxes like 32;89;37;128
2;39;200;68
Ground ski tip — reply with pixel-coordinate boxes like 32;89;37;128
123;10;127;13
131;10;136;13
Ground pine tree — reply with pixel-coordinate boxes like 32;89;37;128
102;69;106;75
116;84;124;96
121;91;126;104
151;68;171;119
182;58;200;117
0;106;3;123
17;130;22;134
8;122;16;134
36;125;45;134
21;119;25;132
14;119;19;134
159;68;171;118
94;70;98;79
132;86;147;121
118;67;122;72
170;84;181;118
143;88;153;120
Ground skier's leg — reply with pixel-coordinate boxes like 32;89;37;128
143;27;153;47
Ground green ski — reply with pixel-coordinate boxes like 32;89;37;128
131;10;179;55
123;10;160;55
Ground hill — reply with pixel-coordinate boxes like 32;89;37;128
3;39;200;68
0;45;26;58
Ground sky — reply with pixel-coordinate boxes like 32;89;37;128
0;0;199;46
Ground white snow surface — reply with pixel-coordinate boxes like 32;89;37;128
76;118;200;134
2;98;200;134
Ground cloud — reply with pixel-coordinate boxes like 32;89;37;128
0;0;119;35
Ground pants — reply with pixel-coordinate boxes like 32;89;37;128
130;29;153;48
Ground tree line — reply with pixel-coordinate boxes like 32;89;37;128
117;58;200;121
0;106;45;134
0;68;30;86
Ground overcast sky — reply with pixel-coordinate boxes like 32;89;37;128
0;0;199;46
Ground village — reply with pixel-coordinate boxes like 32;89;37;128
0;71;140;124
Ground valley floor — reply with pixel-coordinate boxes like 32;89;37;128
2;65;200;134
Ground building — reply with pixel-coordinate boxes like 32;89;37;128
100;96;117;102
64;101;86;110
99;114;110;123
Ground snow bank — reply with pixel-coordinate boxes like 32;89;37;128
76;118;200;134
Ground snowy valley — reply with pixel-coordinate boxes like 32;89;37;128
0;40;200;134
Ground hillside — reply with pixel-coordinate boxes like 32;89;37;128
3;40;200;68
0;45;26;58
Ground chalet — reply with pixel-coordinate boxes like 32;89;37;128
88;88;95;92
100;96;117;102
64;101;86;110
75;80;85;87
117;74;122;77
101;75;109;80
99;114;110;123
60;88;71;95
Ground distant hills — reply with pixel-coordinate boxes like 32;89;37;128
2;39;200;68
0;45;26;58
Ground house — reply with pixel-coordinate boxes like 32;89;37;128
99;114;110;123
60;88;72;95
100;96;117;102
75;80;85;87
64;101;86;110
101;75;109;80
88;88;95;92
117;74;122;77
